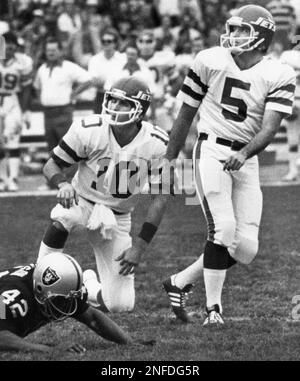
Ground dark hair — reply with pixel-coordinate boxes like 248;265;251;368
45;37;63;50
124;41;138;51
2;32;18;46
100;28;119;43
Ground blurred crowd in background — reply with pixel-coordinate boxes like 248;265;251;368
0;0;300;189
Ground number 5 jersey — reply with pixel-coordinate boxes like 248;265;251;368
177;46;296;143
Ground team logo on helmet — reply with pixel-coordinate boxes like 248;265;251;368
42;267;60;286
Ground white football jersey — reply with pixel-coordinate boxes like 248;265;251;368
139;50;175;99
177;46;296;143
52;115;168;213
0;52;33;112
280;50;300;106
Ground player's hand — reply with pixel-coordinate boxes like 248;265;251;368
223;151;247;171
67;343;87;354
116;246;142;276
57;182;79;209
22;111;31;130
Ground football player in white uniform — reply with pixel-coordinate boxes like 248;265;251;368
0;32;33;191
37;76;170;313
280;49;300;181
162;5;296;324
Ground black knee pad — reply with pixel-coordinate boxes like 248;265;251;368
7;148;20;158
204;241;236;270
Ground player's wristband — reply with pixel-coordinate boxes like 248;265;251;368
50;173;68;189
138;222;158;244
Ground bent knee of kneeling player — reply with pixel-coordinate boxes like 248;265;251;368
214;219;236;247
50;204;80;232
232;237;258;264
104;288;135;313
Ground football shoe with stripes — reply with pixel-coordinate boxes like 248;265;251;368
162;278;193;323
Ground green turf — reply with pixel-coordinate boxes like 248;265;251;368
0;187;300;361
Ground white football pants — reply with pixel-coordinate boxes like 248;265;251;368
50;196;134;312
193;137;263;264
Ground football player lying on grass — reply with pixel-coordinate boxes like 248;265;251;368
0;253;154;353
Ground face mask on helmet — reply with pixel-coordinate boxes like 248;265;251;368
33;253;84;322
102;89;144;126
220;5;275;55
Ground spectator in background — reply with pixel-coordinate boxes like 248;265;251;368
20;9;48;71
57;0;82;38
280;48;300;181
266;0;296;48
290;0;300;33
0;32;33;192
154;0;181;25
34;38;93;189
71;6;102;68
175;35;205;75
137;30;175;117
171;10;202;55
153;14;176;51
88;28;126;113
105;41;156;95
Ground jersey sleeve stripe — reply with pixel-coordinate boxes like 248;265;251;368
187;69;208;93
265;97;293;107
59;139;86;162
181;84;205;102
153;125;169;138
150;133;169;145
268;84;296;96
51;152;72;168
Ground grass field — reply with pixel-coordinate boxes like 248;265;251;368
0;186;300;361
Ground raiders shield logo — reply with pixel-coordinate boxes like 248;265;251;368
42;267;60;286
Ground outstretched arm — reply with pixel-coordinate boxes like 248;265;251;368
117;193;170;275
75;306;132;345
0;330;52;353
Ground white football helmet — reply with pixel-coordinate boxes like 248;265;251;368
102;76;151;126
33;253;84;321
220;5;275;55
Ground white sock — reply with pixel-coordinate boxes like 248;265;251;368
288;152;298;174
172;254;204;288
203;268;226;313
8;157;20;180
37;241;63;260
0;158;7;180
83;270;102;307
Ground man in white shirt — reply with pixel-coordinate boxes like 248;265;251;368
34;38;92;154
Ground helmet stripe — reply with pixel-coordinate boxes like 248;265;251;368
65;255;82;291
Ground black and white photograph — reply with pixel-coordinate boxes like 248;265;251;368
0;0;299;364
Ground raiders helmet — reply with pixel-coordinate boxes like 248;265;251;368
33;253;84;321
220;5;275;54
102;76;151;126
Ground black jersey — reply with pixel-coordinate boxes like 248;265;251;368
0;264;88;337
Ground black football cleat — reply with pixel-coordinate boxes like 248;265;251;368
162;277;193;323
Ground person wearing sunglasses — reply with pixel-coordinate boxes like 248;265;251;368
88;28;126;113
